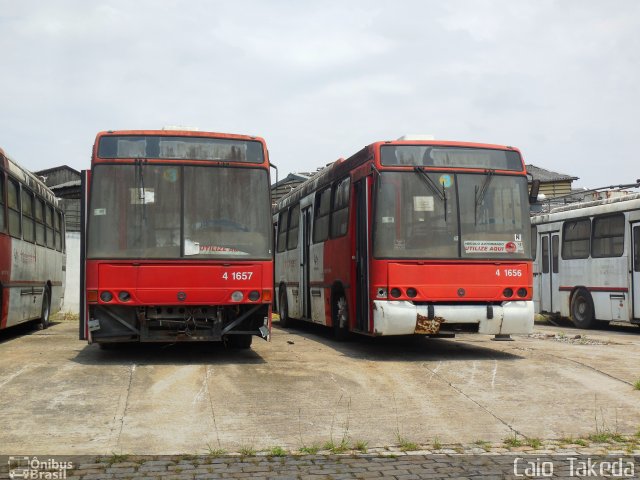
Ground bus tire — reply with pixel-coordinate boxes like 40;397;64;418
571;288;595;329
278;288;290;327
40;287;51;330
227;334;253;349
332;291;350;341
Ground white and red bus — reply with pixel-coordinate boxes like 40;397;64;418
80;129;273;348
274;137;534;339
0;147;65;331
532;193;640;328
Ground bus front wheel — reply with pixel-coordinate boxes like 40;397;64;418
40;287;51;330
571;288;595;329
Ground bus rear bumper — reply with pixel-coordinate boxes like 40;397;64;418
372;300;534;336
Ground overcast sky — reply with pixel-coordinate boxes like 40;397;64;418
1;0;638;188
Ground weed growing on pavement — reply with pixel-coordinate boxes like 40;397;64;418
526;437;542;449
633;379;640;390
432;437;442;450
474;439;491;449
269;446;287;457
239;445;256;456
206;443;227;457
504;431;523;448
352;440;368;453
298;444;320;454
107;453;130;465
323;439;349;454
397;436;419;452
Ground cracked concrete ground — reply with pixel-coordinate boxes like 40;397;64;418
0;318;638;455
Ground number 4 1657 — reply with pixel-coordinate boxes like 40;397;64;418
222;271;253;280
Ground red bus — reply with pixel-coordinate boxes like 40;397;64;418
274;137;534;339
0;147;66;331
80;129;273;348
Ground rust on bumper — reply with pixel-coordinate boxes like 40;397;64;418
415;313;444;334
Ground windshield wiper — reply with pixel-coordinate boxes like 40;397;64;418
414;167;447;221
475;169;494;225
134;158;148;222
414;167;444;201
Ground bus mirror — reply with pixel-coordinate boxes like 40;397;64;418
529;180;540;204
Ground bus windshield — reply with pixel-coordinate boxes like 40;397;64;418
373;171;531;259
380;145;523;171
98;135;264;163
87;164;271;259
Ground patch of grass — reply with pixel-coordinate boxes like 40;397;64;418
526;438;542;449
206;444;227;457
299;444;320;455
504;434;524;448
633;379;640;391
588;432;613;443
107;453;129;465
268;446;287;457
323;439;349;454
397;436;419;452
352;440;368;453
239;445;256;456
474;439;491;448
432;437;442;450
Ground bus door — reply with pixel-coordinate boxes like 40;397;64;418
301;207;312;320
540;232;560;313
355;179;370;332
79;170;89;340
632;223;640;321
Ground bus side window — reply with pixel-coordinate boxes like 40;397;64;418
287;204;300;250
330;177;350;238
7;178;21;238
46;204;55;249
313;188;330;243
276;210;288;253
35;197;45;246
21;189;35;243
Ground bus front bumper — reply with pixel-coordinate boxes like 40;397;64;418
371;300;534;336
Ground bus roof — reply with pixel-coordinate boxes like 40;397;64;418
0;147;59;205
532;193;640;224
94;129;266;144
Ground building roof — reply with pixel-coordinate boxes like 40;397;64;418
526;164;578;183
34;165;81;177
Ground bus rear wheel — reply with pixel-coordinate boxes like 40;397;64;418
39;287;51;330
332;292;349;341
571;288;595;329
278;288;290;328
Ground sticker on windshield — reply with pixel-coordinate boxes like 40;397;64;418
413;196;434;212
130;188;155;204
163;168;178;183
93;208;106;216
439;174;452;188
464;240;523;254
